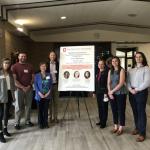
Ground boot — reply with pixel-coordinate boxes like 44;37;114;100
3;127;11;137
0;132;6;143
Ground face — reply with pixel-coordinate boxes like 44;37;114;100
112;58;119;68
40;64;46;72
18;53;27;63
49;52;56;62
75;71;80;78
98;61;105;70
135;53;143;64
3;60;10;71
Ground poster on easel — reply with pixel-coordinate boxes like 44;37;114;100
58;45;95;91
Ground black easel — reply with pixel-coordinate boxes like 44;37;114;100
61;91;93;128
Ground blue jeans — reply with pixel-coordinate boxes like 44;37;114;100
129;89;148;137
110;94;126;126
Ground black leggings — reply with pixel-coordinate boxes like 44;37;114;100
0;91;13;131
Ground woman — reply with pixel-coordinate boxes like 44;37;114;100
107;56;127;135
0;58;15;143
34;62;52;129
127;52;150;142
94;59;108;128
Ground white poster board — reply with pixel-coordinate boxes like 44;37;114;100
58;46;95;91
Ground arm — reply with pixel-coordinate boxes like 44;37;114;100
13;74;25;90
107;70;111;92
110;69;125;94
107;70;114;99
34;75;45;98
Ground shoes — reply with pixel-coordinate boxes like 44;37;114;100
26;122;34;127
100;124;106;129
14;124;21;130
111;128;118;134
0;132;6;143
132;129;139;135
136;135;145;142
116;130;123;136
3;128;11;137
96;122;101;126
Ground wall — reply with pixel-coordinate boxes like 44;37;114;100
0;23;6;60
28;42;54;71
31;29;150;42
5;31;29;58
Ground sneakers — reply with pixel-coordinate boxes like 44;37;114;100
0;132;6;143
25;121;34;127
14;124;21;130
3;128;11;137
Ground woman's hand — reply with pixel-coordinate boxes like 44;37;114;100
38;92;45;98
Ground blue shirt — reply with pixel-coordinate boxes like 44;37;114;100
34;72;52;101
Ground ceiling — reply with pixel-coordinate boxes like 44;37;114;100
0;0;150;41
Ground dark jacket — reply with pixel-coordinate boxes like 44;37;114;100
95;69;108;95
46;61;59;83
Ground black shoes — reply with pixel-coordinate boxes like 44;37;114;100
25;121;34;127
100;124;106;129
3;128;11;137
0;132;6;143
14;124;21;130
96;122;101;126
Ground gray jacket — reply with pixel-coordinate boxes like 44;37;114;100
0;70;15;103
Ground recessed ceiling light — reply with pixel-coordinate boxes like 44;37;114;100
61;16;67;20
15;19;28;25
17;27;24;32
128;14;137;17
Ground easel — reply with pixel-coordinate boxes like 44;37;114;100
61;91;93;128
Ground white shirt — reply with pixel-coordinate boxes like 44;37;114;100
127;66;150;91
50;61;57;84
6;75;11;90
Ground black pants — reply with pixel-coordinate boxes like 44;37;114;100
37;99;49;127
110;94;126;126
96;93;108;126
0;91;12;131
129;89;148;137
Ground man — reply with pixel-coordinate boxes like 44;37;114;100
47;50;59;123
12;52;34;129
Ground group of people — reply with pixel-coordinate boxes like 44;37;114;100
0;50;150;144
0;50;59;143
95;52;150;142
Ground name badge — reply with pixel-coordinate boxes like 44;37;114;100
0;75;5;79
46;76;50;80
24;69;29;73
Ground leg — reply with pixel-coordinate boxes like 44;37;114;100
96;94;102;124
52;85;59;122
15;89;25;126
117;94;126;126
37;100;44;128
135;89;148;137
129;92;138;131
0;104;4;132
25;89;33;125
43;99;49;127
0;104;6;143
110;95;118;125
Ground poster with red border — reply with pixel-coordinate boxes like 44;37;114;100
58;46;95;91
